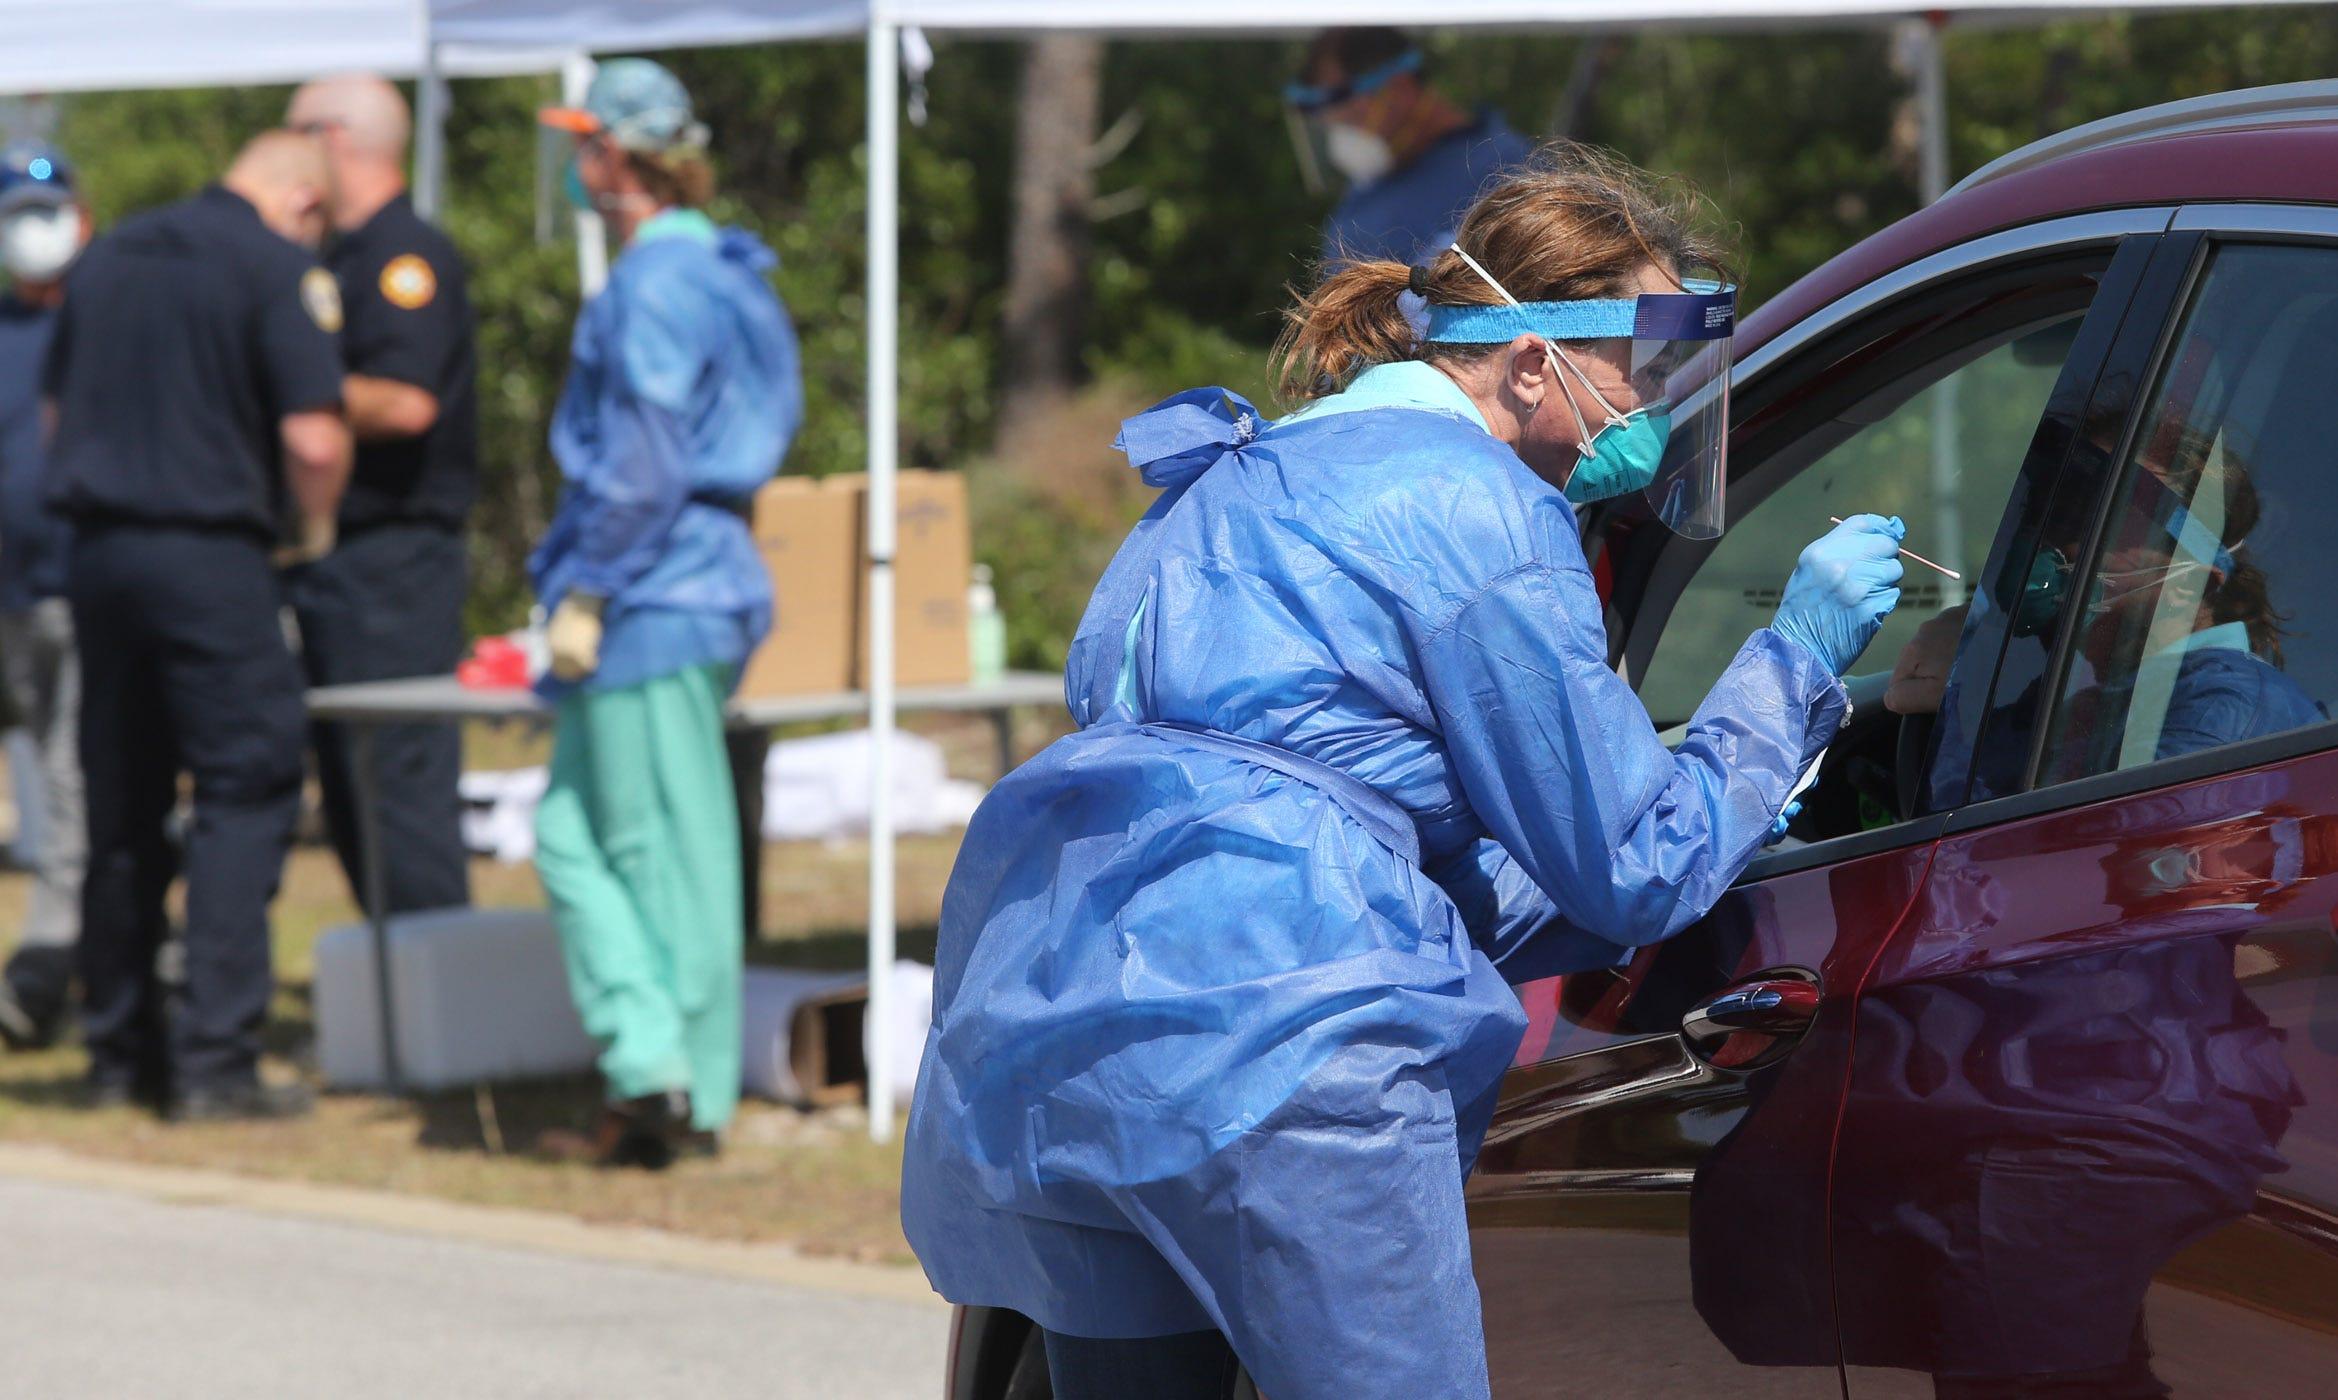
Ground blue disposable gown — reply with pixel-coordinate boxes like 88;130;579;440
902;365;1845;1400
2143;629;2326;757
530;213;802;693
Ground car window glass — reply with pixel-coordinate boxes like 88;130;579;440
2037;245;2338;785
1639;316;2084;731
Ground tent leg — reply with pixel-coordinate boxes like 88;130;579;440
1916;14;1949;204
865;16;902;1146
414;42;448;221
1911;15;1963;596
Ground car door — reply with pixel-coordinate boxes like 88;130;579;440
1467;213;2168;1400
1837;213;2338;1400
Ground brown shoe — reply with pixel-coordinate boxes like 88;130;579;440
536;1090;692;1170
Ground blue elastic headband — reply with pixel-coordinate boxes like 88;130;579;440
2162;503;2238;575
2131;464;2241;574
1423;279;1737;345
1284;50;1424;112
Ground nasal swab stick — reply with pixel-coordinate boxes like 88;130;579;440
1829;516;1961;580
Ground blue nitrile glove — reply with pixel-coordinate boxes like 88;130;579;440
1772;514;1906;676
1765;799;1804;846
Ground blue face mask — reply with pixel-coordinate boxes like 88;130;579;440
1563;403;1672;505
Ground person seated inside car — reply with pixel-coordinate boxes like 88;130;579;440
1885;428;2323;788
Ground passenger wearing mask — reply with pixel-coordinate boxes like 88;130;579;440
531;59;802;1170
1289;27;1533;267
1887;430;2321;787
903;145;1903;1400
0;143;90;1051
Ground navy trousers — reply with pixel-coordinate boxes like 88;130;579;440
289;523;470;917
70;524;306;1092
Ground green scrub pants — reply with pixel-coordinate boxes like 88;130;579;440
535;663;743;1131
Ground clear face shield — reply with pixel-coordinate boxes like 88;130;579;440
1434;253;1737;535
1633;282;1736;540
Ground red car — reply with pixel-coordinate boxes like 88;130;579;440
950;82;2338;1399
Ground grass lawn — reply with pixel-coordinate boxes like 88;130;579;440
0;710;1046;1265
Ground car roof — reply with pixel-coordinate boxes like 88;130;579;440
1738;81;2338;363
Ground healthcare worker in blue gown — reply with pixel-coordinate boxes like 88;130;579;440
528;60;801;1170
904;147;1906;1400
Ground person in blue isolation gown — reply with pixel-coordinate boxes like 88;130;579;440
905;146;1904;1400
528;59;801;1170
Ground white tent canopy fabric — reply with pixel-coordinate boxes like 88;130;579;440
432;0;862;49
5;0;2323;1144
2;0;2323;97
0;1;426;95
887;0;2318;31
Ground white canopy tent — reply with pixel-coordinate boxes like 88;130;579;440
0;1;428;95
2;0;2325;1143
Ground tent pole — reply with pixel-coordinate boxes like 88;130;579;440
1914;14;1964;595
865;11;901;1146
414;41;448;221
561;52;608;296
1917;13;1949;205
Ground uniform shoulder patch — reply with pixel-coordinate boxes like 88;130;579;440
300;266;344;333
380;253;438;311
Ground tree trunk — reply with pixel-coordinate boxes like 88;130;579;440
1551;37;1622;140
996;35;1104;446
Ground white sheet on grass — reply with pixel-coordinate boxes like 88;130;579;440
457;727;984;864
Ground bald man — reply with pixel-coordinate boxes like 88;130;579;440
42;130;352;1120
288;75;476;921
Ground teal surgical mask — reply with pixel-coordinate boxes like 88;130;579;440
562;156;595;213
1564;403;1672;505
1547;344;1671;504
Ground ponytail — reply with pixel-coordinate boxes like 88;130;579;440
1273;258;1418;403
2213;558;2290;667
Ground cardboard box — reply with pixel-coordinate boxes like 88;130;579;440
738;477;860;700
740;968;869;1107
857;468;972;688
801;470;973;689
791;985;870;1108
738;470;975;698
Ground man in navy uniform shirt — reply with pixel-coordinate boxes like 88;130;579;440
0;143;91;1051
44;131;351;1120
287;74;476;920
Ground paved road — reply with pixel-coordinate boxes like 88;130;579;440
0;1175;949;1398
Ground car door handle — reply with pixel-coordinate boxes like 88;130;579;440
1680;970;1821;1070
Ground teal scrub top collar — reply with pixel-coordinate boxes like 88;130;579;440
633;207;718;246
2150;619;2253;663
1277;359;1489;434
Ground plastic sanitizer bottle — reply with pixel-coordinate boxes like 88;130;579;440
968;564;1006;686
